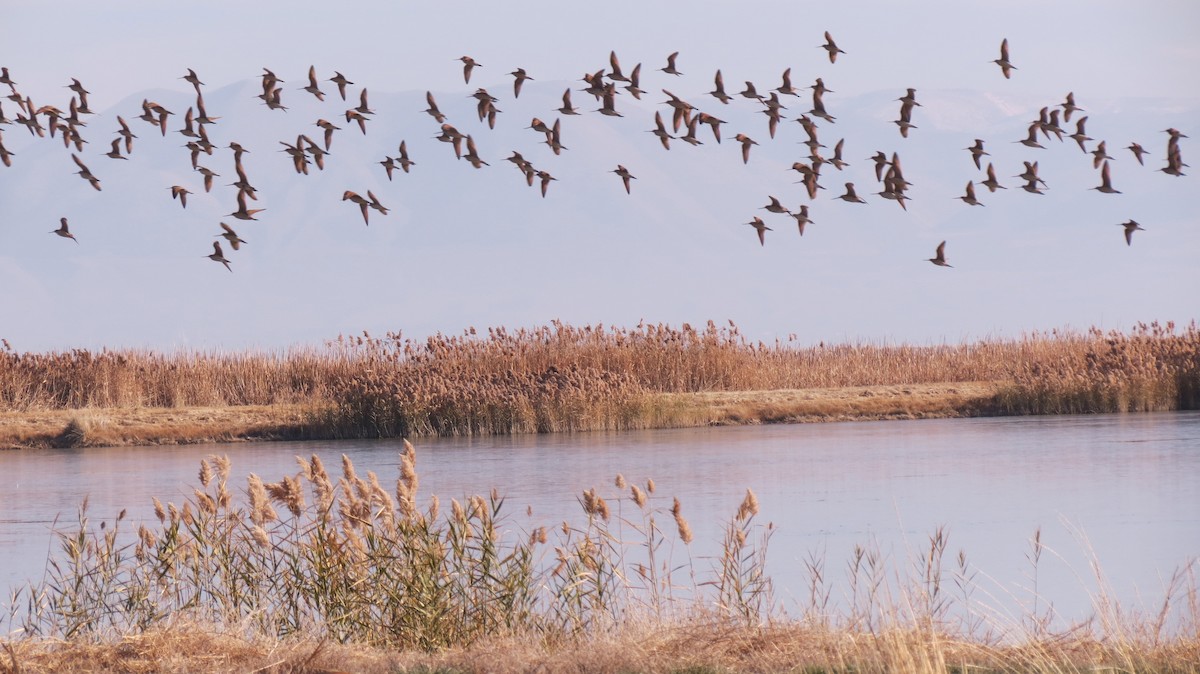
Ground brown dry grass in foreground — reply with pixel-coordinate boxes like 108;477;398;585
1;320;1197;443
3;449;1198;674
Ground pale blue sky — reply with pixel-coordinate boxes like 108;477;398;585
1;1;1198;351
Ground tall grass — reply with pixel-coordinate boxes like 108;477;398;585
5;449;1198;673
3;320;1198;438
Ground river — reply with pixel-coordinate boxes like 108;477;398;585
2;411;1198;628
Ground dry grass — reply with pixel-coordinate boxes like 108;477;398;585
2;320;1197;443
3;449;1198;673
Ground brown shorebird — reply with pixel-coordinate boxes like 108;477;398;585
0;137;12;167
329;71;353;100
301;65;325;101
993;38;1016;79
927;241;952;267
228;189;264;220
462;134;488;168
1091;161;1121;194
624;62;644;99
607;51;629;82
343;190;371;225
397;140;415;173
837;182;867;203
557;88;579;115
894;104;917;138
697;112;724;143
424;91;446;123
536;170;556;197
649;111;674;150
738;81;764;103
1017;123;1045;149
315;119;340;151
660;51;682;76
71;154;101;190
1091;140;1113;168
790;205;813;236
1069;116;1092;152
761;196;791;215
510;68;533;98
734;133;757;164
367;190;388;216
459;56;481;84
596;85;622;117
810;89;836;123
0;67;16;86
1060;91;1083;122
1126;142;1147;165
170;185;191;208
181;68;204;93
965;139;989;170
958;181;984;206
680;115;703;146
208;241;232;272
114;115;137;153
1118;220;1144;246
216;222;246;250
981;163;1006;192
196;165;219;192
436;123;465;158
51;217;78;243
776;68;800;97
868;151;889;182
612;164;636;194
710;70;732;104
105;138;127;160
820;31;845;63
747;217;772;246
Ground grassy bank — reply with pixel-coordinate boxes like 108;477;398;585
1;320;1197;447
3;448;1197;673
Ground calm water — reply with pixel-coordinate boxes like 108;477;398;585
2;412;1198;625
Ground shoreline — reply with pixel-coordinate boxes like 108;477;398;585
0;381;1006;450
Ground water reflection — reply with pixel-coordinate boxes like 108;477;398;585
3;411;1198;623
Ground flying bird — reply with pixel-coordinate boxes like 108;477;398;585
510;68;533;98
302;65;325;100
611;165;636;194
958;181;984;206
820;31;845;63
927;241;952;267
734;133;757;164
329;71;353;100
1091;161;1121;194
993;38;1016;79
710;70;732;104
208;241;232;272
837;182;867;204
747;217;772;246
459;56;481;83
660;51;682;76
51;217;78;243
1118;220;1144;246
216;222;246;250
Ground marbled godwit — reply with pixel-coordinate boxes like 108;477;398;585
697;112;724;143
105;138;127;160
612;164;636;194
397;140;415;173
1069;116;1092;152
738;81;764;103
965;139;989;170
196;165;220;192
557;88;580;115
649;111;674;150
343;190;371;225
510;68;533;98
536;170;556;197
660;51;683;76
0;67;15;86
596;85;622;117
71;154;100;190
868;151;889;182
367;190;388;216
329;72;353;100
177;106;199;138
734;133;757;164
820;31;845;63
380;156;399;180
837;182;866;203
436;123;465;158
747;217;772;246
424;91;446;123
607;51;629;82
1060;91;1083;122
625;63;644;99
957;180;984;206
345;109;369;134
980;163;1006;192
51;217;77;243
710;70;732;104
0;137;12;167
208;241;232;272
810;89;835;123
680;115;703;146
228;189;264;220
302;65;325;101
1091;161;1120;194
927;241;952;267
777;68;799;97
462;134;488;168
1091;140;1113;169
1126;142;1147;165
1017;123;1044;149
1118;220;1144;246
790;205;813;235
170;185;192;208
459;56;481;84
753;196;785;216
315;119;340;151
993;38;1016;79
216;222;246;250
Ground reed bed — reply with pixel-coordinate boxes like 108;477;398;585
2;320;1198;439
4;449;1198;673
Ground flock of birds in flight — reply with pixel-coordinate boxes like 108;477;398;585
0;31;1190;271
